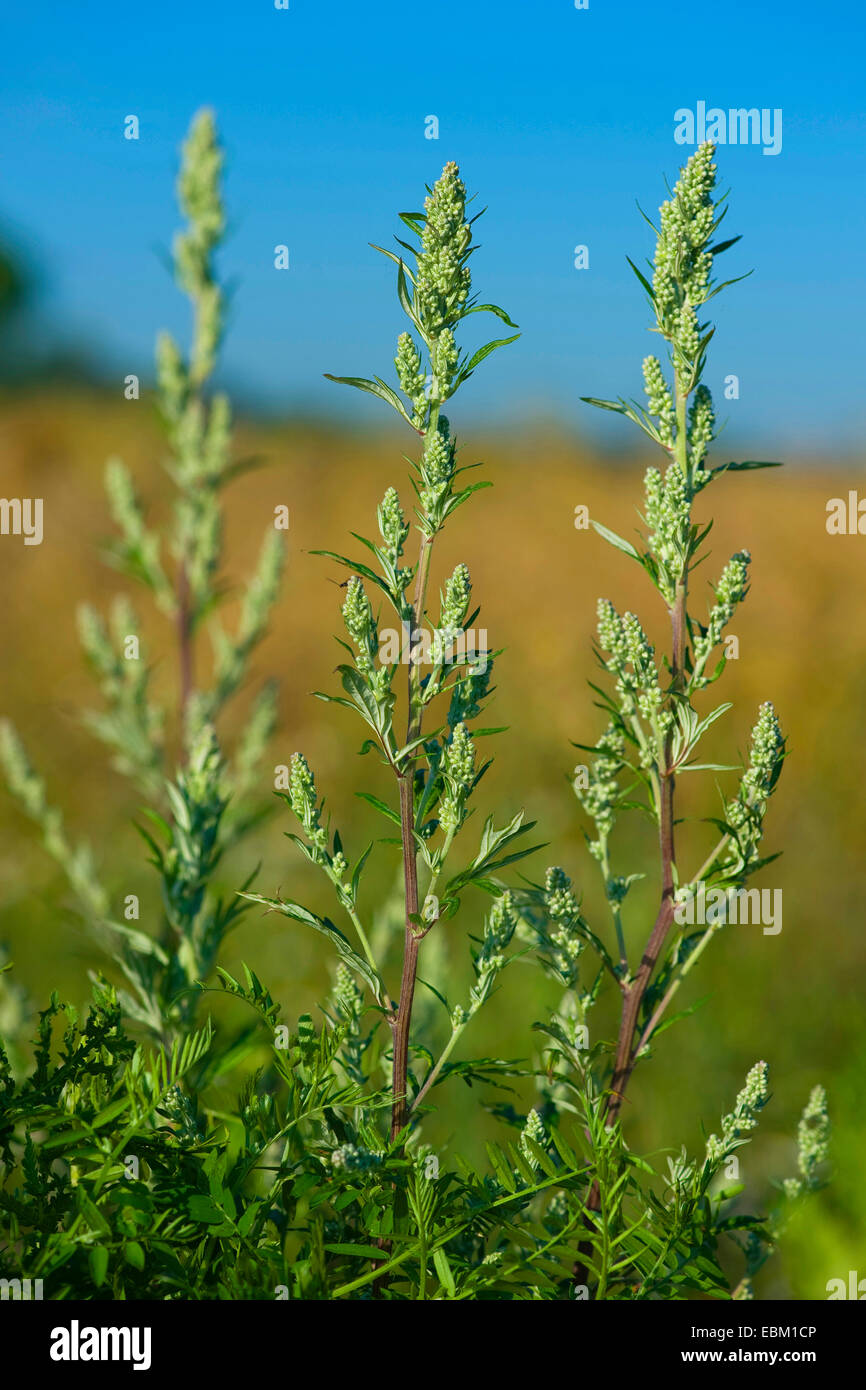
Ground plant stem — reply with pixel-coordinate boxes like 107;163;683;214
604;368;690;1124
410;1020;466;1116
177;560;194;729
575;574;687;1280
633;913;720;1059
606;571;685;1123
389;442;438;1140
580;377;692;1272
344;902;391;1010
391;770;422;1138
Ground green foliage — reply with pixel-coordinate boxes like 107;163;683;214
0;129;830;1300
553;141;830;1293
0;109;284;1041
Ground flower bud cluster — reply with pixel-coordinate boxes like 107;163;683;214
596;601;668;749
155;331;188;424
519;1108;546;1169
643;464;691;599
394;332;428;428
173;110;225;386
438;721;475;834
468;891;518;1014
448;656;492;727
342;575;378;675
724;703;785;869
576;722;625;854
433;328;459;398
693;551;750;681
330;1142;382;1172
419;418;456;522
783;1085;830;1199
544;866;584;982
160;1083;202;1147
652;142;717;350
544;865;579;923
416;162;472;338
642;355;675;445
288;752;328;853
332;963;362;1027
378;486;410;562
705;1060;769;1166
688;384;716;471
439;563;471;634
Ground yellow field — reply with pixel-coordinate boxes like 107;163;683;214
0;387;862;1297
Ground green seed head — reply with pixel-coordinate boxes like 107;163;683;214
642;355;674;445
520;1107;546;1167
688;383;716;467
544;866;579;922
378;486;409;558
796;1085;830;1187
443;721;475;789
342;575;373;645
416;162;472;337
395;331;427;422
652;142;717;346
288;752;326;848
439;563;472;634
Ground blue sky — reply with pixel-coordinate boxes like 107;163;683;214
2;0;864;452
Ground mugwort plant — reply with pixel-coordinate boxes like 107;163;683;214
543;141;830;1294
248;158;530;1143
0;125;829;1301
0;110;284;1043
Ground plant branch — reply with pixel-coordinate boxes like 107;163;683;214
390;484;437;1141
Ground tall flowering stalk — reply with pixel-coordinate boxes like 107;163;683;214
0;111;283;1040
554;143;821;1258
0;133;832;1303
249;163;525;1142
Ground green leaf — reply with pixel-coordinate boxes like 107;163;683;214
455;333;520;385
89;1246;109;1288
708;234;742;257
433;1247;457;1296
398;211;425;236
712;459;784;474
355;791;401;827
123;1241;145;1271
188;1194;226;1225
444;811;541;898
396;259;418;328
240;893;383;1002
394;727;443;768
323;374;415;428
311;549;392;598
463;302;520;330
704;269;753;302
103;919;169;964
351;842;374;900
325;1242;387;1260
590;520;641;560
338;665;393;743
580;395;626;415
625;255;655;302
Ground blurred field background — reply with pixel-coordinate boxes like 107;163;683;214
2;0;865;1300
0;379;862;1299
